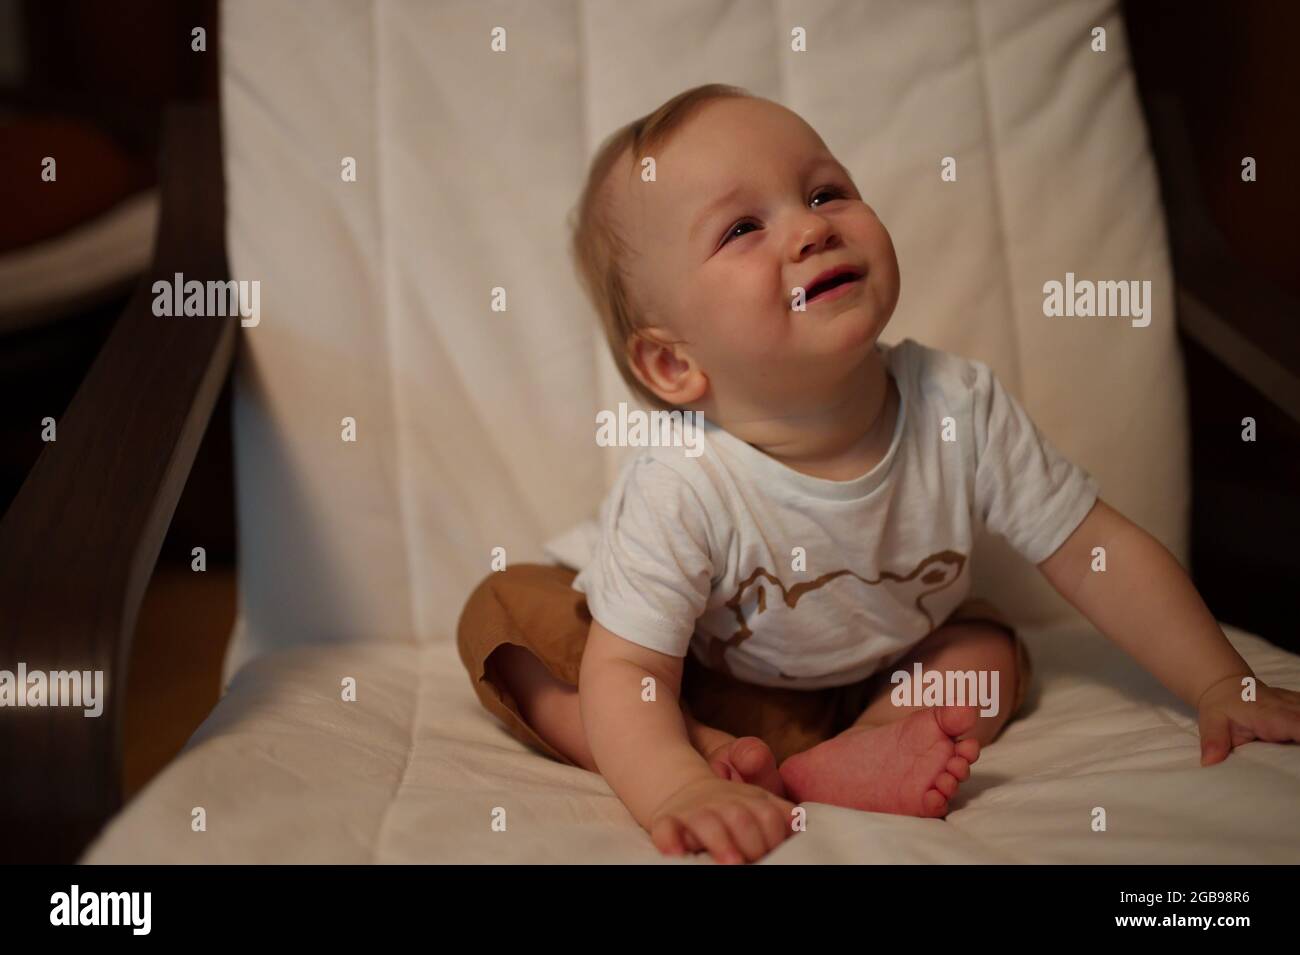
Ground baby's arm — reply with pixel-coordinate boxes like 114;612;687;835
1038;498;1252;706
579;620;714;823
1038;497;1300;762
579;619;795;862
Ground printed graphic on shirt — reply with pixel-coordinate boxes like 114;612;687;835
697;549;967;679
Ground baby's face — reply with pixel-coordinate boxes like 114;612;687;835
617;96;900;411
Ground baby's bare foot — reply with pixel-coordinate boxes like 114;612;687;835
777;706;981;818
706;736;790;799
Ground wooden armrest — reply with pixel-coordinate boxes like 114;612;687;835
0;102;235;863
1142;91;1300;424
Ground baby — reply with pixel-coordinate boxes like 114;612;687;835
456;84;1300;864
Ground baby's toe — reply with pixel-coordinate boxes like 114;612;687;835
933;771;959;799
935;704;980;738
955;737;981;763
920;788;949;818
946;755;970;781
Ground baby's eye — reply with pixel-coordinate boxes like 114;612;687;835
722;219;759;244
811;186;846;207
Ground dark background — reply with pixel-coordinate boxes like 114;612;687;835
0;0;1296;800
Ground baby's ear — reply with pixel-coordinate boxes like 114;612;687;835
627;328;707;406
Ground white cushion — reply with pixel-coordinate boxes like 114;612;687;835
84;623;1300;863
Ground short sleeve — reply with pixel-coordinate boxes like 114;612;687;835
971;362;1100;564
572;457;715;657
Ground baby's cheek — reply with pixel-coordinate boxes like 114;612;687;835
696;275;789;350
735;326;792;367
866;223;900;275
705;316;783;368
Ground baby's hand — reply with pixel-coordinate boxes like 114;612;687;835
648;775;799;864
1196;673;1300;765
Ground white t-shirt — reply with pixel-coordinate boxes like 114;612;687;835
570;338;1099;690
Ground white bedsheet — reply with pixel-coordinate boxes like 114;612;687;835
83;621;1300;864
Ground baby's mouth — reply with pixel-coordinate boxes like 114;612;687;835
805;267;867;304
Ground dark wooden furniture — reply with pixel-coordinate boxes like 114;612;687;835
0;103;235;862
1124;0;1300;654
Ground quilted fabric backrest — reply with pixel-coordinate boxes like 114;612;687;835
219;0;1187;674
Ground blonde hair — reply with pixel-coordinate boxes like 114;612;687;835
568;83;754;410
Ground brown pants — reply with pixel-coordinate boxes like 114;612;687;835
456;563;1032;767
